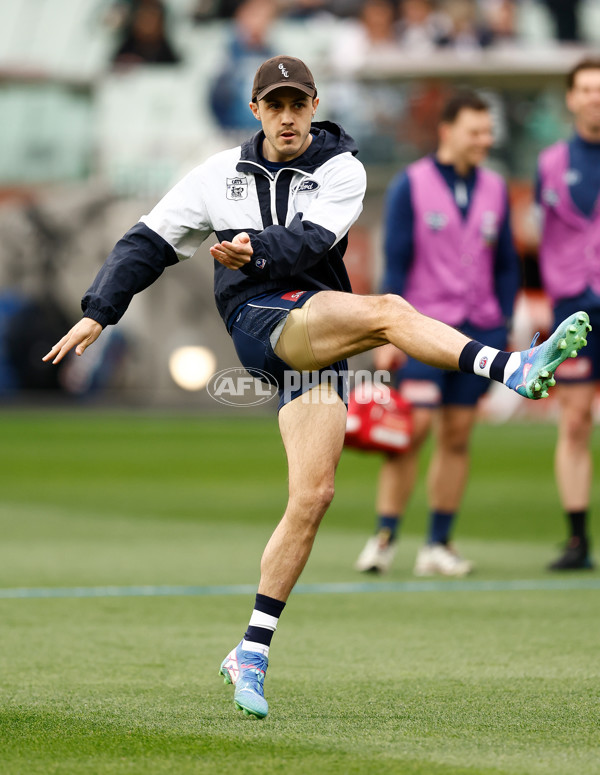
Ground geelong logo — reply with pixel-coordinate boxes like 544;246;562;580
278;63;289;78
207;367;278;406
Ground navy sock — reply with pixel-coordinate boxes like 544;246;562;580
458;340;513;384
243;593;286;656
567;510;587;541
375;514;401;543
458;340;484;374
428;510;455;545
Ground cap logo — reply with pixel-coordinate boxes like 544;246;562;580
278;63;289;78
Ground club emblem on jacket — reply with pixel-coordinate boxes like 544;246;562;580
480;211;499;246
425;211;448;231
227;177;248;200
542;187;559;207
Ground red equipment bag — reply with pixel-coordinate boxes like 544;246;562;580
345;382;412;454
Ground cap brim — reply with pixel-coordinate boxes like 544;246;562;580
255;82;316;101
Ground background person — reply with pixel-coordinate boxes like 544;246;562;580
356;91;520;576
112;0;181;66
536;58;600;571
209;0;278;132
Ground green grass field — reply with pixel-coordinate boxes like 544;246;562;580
1;411;599;775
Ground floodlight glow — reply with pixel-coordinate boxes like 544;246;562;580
168;346;217;391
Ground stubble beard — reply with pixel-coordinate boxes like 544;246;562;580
578;116;600;141
274;131;310;161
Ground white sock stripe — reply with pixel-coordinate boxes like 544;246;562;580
249;610;279;631
242;639;270;657
503;352;521;383
473;346;498;378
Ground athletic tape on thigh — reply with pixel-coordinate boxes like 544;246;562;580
274;296;322;371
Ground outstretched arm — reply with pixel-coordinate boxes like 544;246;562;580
44;160;214;366
42;222;178;367
42;317;103;365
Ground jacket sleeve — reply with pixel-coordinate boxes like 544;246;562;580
493;192;521;323
82;222;179;327
82;162;214;327
242;155;366;279
533;161;544;233
380;172;414;295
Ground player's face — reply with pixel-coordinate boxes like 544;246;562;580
567;68;600;136
441;108;494;171
250;87;318;163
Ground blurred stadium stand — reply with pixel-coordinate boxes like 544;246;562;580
0;0;599;411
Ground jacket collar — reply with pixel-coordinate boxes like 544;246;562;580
236;121;357;176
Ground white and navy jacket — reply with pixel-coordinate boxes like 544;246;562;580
82;121;366;330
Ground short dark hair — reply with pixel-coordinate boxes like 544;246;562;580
567;57;600;90
439;90;489;124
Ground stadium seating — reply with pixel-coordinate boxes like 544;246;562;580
0;0;114;78
0;84;92;183
2;0;600;190
95;65;223;195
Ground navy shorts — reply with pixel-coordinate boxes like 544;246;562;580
553;292;600;383
396;322;509;408
229;290;349;411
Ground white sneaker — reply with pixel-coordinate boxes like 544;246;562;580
355;534;397;574
413;543;473;577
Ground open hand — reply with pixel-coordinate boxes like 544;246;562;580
210;231;253;270
42;317;103;365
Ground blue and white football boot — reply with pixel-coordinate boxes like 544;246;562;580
219;641;269;719
506;311;591;399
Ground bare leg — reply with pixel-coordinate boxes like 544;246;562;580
428;406;478;512
219;385;346;717
306;292;470;370
257;385;347;602
555;383;596;512
376;408;434;515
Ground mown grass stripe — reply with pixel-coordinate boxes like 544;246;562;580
1;577;599;599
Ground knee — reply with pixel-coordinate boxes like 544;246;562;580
289;482;335;525
381;293;414;319
438;429;470;456
371;294;415;337
560;407;593;446
306;482;336;515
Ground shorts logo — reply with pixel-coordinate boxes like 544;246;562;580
255;258;267;269
479;356;488;369
281;290;306;301
226;176;248;200
555;356;592;380
400;379;442;406
425;212;448;231
294;179;319;193
278;63;289;78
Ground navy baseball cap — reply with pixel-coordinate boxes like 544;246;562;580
252;55;317;102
